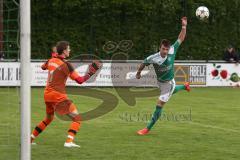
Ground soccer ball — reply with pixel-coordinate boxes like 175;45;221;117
196;6;209;20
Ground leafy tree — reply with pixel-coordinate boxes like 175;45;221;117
29;0;240;60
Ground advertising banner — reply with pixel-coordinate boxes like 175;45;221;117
207;63;240;86
1;62;237;87
0;62;20;86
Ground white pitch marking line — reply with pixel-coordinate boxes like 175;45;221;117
186;121;240;133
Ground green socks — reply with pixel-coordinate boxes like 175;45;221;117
147;106;163;130
173;85;185;94
146;85;186;130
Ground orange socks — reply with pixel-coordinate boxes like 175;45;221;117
66;121;81;143
31;117;53;142
31;117;80;144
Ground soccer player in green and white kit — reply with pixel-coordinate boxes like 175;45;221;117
136;17;190;135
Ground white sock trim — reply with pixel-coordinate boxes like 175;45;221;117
67;135;74;140
31;134;36;139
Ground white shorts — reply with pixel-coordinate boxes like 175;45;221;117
158;79;176;102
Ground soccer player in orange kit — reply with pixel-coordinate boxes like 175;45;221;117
31;41;101;148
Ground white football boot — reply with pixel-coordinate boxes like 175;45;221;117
64;142;80;148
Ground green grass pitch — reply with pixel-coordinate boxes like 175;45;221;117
0;87;240;160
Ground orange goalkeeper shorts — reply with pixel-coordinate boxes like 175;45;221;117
45;100;77;115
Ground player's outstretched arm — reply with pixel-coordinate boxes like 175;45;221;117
136;63;146;79
178;17;187;43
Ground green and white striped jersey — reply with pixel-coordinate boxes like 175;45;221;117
143;40;181;82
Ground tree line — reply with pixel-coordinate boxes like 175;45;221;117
5;0;240;60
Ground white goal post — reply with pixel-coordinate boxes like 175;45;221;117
20;0;31;160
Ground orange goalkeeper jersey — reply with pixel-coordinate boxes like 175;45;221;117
42;56;79;102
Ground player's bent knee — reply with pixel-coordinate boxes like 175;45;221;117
72;114;81;122
157;99;166;107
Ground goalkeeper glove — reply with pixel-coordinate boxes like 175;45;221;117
87;60;101;76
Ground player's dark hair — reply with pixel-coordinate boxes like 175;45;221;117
160;39;171;48
56;41;69;54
